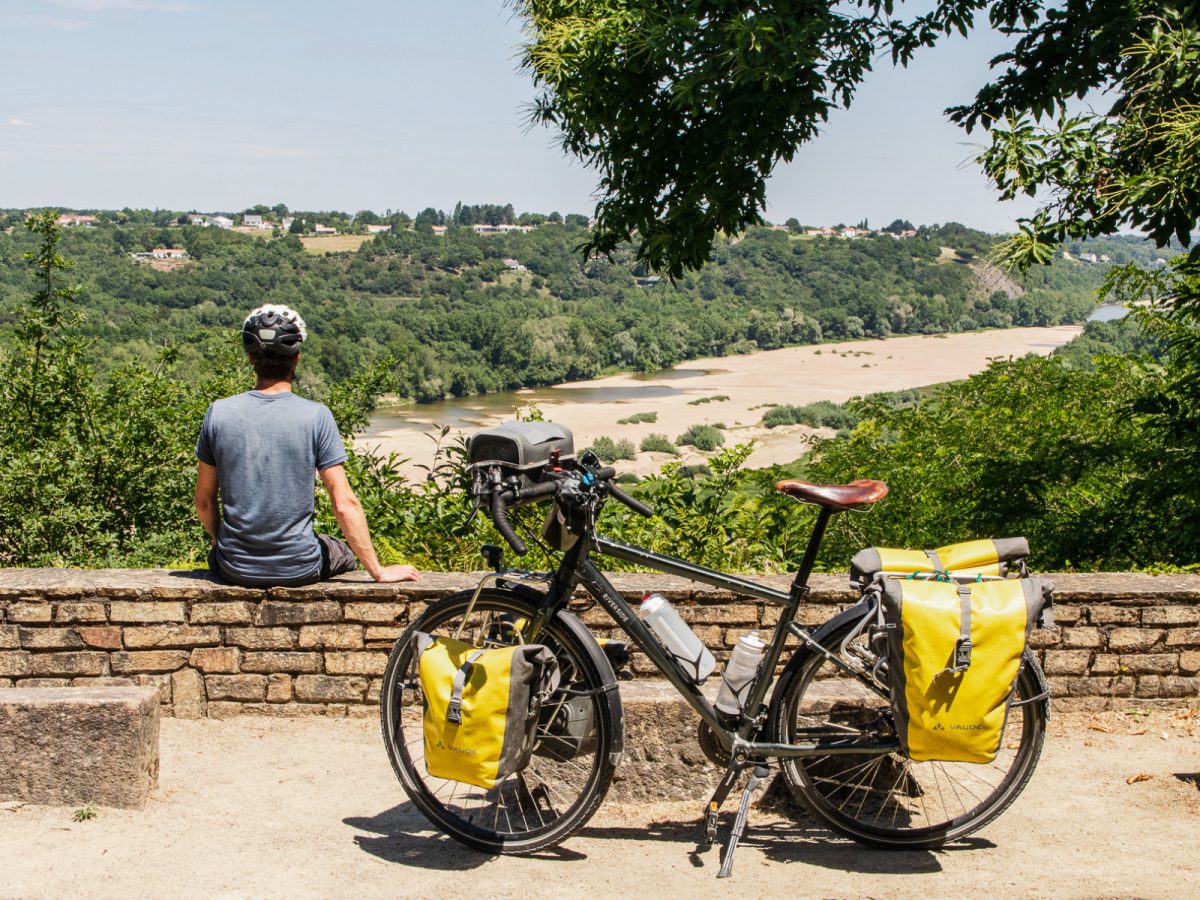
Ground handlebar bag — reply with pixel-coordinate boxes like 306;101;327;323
879;575;1052;764
414;632;561;789
851;537;1029;586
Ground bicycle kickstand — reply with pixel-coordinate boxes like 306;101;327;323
717;764;770;879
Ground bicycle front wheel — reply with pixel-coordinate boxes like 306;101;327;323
379;588;620;855
770;618;1047;848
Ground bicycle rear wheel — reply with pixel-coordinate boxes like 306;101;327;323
770;617;1047;848
379;588;620;855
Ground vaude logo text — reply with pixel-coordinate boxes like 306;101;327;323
437;739;480;756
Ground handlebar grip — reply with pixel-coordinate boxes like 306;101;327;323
490;490;527;556
608;484;654;518
517;480;559;500
593;466;617;481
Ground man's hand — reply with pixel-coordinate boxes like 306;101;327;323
373;564;422;584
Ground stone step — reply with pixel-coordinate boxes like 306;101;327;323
0;686;160;809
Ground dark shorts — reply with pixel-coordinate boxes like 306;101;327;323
207;534;358;587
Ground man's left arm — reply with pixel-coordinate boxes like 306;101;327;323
195;462;220;545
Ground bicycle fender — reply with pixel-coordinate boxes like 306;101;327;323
496;582;626;766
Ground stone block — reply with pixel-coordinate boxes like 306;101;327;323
1088;606;1139;625
8;602;52;624
0;686;159;809
172;668;207;719
1142;607;1200;626
136;674;172;705
255;601;340;627
78;626;122;650
189;602;253;625
294;674;368;702
364;626;403;643
204;674;267;702
111;651;189;674
324;651;387;676
1119;653;1178;675
1109;628;1164;653
109;602;186;624
1166;629;1200;648
1159;675;1200;698
71;677;135;688
1043;650;1091;676
1060;627;1103;649
1067;676;1135;697
18;627;85;650
0;652;32;677
207;701;242;719
241;652;322;674
123;626;221;649
20;678;71;688
1090;654;1120;675
54;602;107;623
680;604;759;626
189;647;240;674
298;625;363;650
266;673;291;702
226;627;295;650
1180;650;1200;675
1051;604;1082;625
29;652;108;677
0;625;17;649
342;603;407;624
1028;629;1061;649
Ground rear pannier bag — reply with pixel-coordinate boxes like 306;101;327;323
415;633;560;789
880;576;1052;764
851;537;1029;586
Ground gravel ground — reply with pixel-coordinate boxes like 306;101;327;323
1;707;1197;899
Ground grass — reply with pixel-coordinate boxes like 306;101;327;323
617;411;658;424
639;432;678;455
72;801;97;822
677;424;725;451
686;395;730;406
300;234;373;255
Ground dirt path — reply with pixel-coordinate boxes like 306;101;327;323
2;709;1197;899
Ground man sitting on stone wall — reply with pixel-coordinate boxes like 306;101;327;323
194;304;421;587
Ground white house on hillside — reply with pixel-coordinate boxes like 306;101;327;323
211;216;233;230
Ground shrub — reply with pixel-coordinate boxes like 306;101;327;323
617;411;658;424
589;435;637;461
640;432;678;454
677;424;725;451
687;394;730;406
615;472;641;485
762;400;859;430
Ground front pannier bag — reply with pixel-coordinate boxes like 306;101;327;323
415;633;560;789
879;576;1052;764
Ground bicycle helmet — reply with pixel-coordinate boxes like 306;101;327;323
242;304;307;357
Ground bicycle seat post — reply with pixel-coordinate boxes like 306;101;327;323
789;507;833;599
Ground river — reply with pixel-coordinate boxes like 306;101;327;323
358;323;1090;476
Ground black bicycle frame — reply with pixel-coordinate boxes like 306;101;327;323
520;506;898;760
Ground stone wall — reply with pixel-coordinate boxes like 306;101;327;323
0;569;1197;717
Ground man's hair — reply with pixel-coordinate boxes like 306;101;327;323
251;352;297;381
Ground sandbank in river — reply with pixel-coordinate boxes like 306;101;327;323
358;325;1083;476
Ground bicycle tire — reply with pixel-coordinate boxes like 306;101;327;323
379;588;620;855
769;618;1047;849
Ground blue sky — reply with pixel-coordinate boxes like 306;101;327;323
1;0;1042;231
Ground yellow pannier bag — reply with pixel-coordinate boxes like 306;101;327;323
851;537;1029;586
415;632;560;789
879;576;1052;763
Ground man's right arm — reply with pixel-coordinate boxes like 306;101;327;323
195;461;221;545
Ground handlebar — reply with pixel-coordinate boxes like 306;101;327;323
487;466;655;555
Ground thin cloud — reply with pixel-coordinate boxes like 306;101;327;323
40;0;195;12
8;118;36;128
0;14;92;30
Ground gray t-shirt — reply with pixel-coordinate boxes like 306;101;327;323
196;390;347;586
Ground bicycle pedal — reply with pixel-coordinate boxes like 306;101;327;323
699;801;720;850
716;765;769;879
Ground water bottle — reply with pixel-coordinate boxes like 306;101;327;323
715;631;766;717
638;593;717;684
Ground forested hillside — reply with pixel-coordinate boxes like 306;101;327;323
0;216;1125;401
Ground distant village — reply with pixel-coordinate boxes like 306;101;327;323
37;210;1169;271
